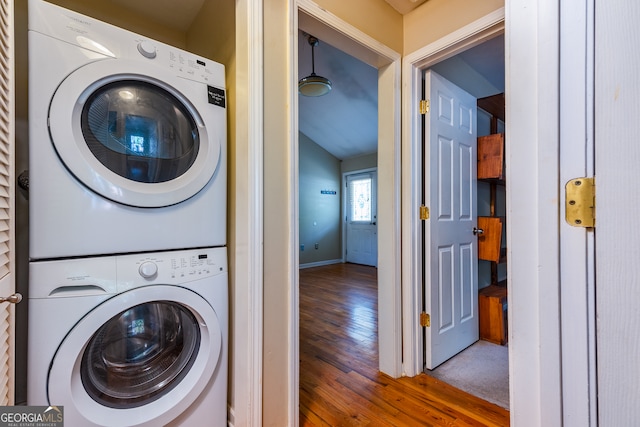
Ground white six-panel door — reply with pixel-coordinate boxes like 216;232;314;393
423;70;478;370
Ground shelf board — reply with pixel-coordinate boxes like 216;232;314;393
478;133;505;180
478;177;505;185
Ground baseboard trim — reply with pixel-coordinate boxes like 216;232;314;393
299;259;343;269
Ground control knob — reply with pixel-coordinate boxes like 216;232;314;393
137;41;157;59
139;261;158;278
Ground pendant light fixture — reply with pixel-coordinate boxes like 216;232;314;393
298;35;332;97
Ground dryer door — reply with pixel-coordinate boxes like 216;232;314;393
48;59;225;207
47;286;222;427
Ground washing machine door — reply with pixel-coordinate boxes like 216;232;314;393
47;286;222;427
48;59;224;207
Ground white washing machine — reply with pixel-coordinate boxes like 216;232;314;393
27;247;228;426
28;0;227;260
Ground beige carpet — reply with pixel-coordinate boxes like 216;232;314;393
425;340;510;410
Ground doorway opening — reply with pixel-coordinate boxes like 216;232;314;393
295;1;406;422
295;0;403;391
297;22;380;275
297;23;381;350
297;28;384;421
419;34;509;410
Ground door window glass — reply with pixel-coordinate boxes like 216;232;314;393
81;80;199;183
350;177;372;222
81;301;200;408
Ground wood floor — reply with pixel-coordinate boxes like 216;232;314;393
299;263;510;426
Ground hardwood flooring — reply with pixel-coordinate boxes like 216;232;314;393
299;263;510;426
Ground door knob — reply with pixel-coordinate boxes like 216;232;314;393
473;227;484;236
0;293;22;304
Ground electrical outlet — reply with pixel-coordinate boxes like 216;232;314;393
314;243;319;249
300;244;304;251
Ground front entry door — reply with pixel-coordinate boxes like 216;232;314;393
423;70;478;369
345;171;378;266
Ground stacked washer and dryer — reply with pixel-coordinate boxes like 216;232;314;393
26;1;228;426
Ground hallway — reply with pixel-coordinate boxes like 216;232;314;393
299;263;509;426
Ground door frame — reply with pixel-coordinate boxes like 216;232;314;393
288;2;402;422
559;0;597;423
401;7;505;378
402;3;596;424
294;0;402;386
233;0;264;425
342;167;378;266
506;1;596;423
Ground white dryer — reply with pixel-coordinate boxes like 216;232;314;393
28;0;227;260
27;247;228;426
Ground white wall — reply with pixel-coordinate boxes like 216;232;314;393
342;152;377;173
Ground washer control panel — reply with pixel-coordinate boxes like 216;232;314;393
117;247;227;290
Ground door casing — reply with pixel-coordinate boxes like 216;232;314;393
289;2;402;424
401;7;505;378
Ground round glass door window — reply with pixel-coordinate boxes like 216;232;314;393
81;80;199;184
81;301;200;408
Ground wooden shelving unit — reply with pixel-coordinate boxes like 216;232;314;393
477;132;506;269
477;93;507;345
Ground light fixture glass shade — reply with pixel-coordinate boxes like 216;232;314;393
299;35;332;97
298;74;332;97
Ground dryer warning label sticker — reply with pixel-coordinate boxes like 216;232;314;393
208;86;226;108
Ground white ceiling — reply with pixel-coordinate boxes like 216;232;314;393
298;31;379;160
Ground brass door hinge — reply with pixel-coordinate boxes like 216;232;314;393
420;312;431;327
420;205;430;220
565;177;595;228
419;99;430;115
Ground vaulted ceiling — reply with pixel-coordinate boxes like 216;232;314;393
298;31;380;160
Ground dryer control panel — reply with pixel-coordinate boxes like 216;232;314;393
29;0;226;88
